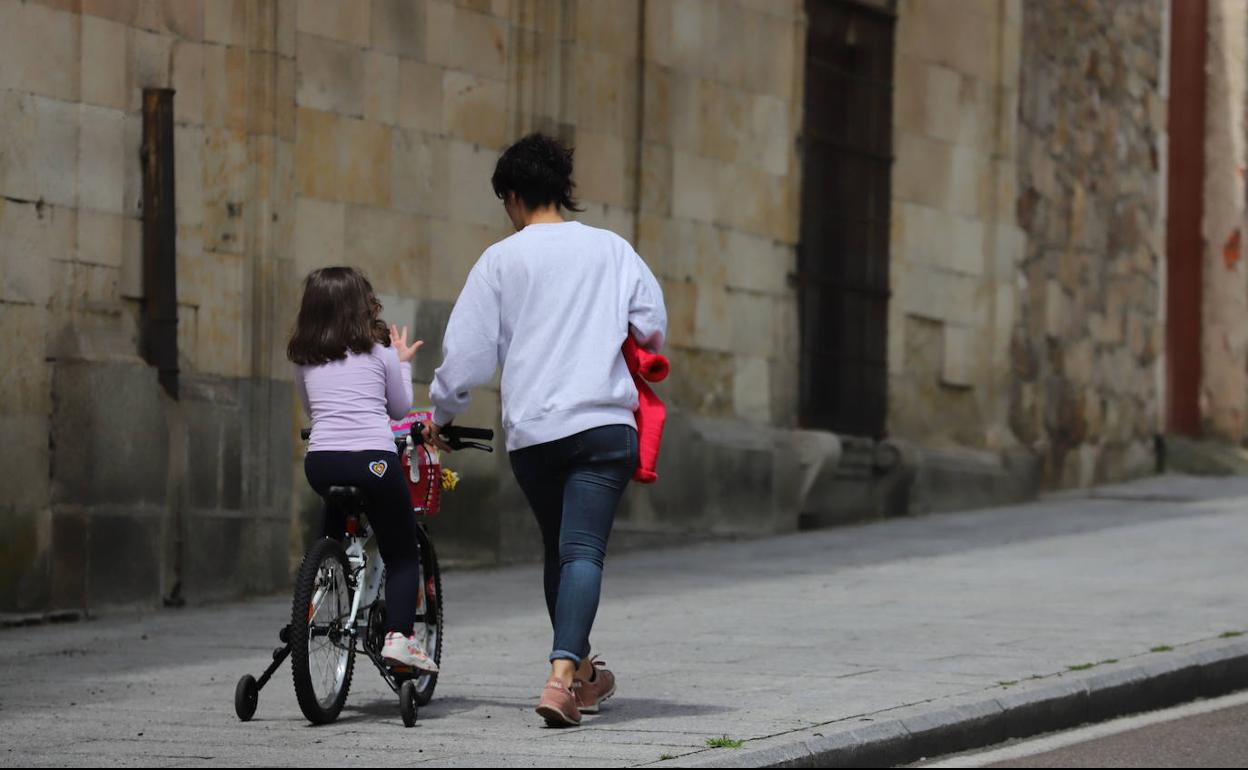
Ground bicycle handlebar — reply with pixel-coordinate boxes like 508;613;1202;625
413;423;495;453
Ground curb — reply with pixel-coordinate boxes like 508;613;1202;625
666;637;1248;768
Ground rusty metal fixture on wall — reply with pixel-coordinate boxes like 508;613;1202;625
1165;0;1207;437
141;88;179;400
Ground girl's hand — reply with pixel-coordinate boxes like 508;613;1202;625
390;324;424;363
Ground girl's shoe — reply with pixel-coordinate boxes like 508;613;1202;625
381;631;439;673
536;679;582;727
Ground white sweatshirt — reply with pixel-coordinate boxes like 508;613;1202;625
429;221;668;452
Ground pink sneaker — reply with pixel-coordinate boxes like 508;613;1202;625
574;657;616;714
536;679;582;727
381;632;439;673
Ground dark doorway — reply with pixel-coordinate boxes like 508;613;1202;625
797;0;895;437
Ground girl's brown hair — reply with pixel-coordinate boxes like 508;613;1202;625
287;267;389;366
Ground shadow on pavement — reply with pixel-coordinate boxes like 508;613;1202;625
581;697;735;727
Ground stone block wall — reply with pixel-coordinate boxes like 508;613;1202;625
633;0;804;429
0;0;299;613
886;0;1027;453
1012;0;1166;487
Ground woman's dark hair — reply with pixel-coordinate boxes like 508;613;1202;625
491;132;584;212
287;267;389;366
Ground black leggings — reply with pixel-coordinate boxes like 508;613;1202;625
304;450;421;635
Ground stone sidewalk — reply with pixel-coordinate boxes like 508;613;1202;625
1;474;1247;767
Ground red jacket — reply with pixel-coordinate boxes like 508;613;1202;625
621;337;669;484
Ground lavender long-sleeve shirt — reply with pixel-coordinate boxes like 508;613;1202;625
296;343;413;454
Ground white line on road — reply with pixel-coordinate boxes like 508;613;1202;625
920;689;1248;768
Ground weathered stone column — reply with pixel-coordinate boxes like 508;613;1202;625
1015;0;1167;487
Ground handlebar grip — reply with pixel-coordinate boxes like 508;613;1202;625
300;428;311;441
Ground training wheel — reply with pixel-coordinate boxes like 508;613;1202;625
235;675;259;722
399;679;419;727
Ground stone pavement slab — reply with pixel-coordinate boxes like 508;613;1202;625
1;474;1246;767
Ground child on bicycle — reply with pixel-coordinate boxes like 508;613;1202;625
288;266;437;673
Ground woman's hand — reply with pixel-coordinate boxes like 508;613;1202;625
390;324;424;363
421;421;454;453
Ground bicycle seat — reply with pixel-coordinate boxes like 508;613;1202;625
326;486;366;515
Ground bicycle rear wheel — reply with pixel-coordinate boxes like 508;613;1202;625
291;537;356;724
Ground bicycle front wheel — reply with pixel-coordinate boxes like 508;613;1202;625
291;537;356;724
411;525;443;706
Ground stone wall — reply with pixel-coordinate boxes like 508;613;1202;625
887;0;1026;452
0;0;298;613
1012;0;1166;488
633;0;804;429
622;0;809;541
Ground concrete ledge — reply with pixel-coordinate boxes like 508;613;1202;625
670;638;1248;768
1163;434;1248;476
909;443;1040;515
0;610;87;629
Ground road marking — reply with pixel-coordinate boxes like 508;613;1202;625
920;689;1248;768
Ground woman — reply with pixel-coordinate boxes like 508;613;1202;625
424;133;667;727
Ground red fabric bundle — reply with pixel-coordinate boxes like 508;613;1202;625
621;336;669;484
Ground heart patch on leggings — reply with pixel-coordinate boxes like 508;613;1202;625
368;460;388;478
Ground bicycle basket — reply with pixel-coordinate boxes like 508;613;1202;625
401;440;441;516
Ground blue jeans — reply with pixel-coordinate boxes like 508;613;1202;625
509;424;638;664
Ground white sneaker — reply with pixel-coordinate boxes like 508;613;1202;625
382;631;439;673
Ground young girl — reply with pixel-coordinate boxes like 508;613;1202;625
288;266;437;672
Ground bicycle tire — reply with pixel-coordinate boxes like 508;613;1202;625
291;537;356;724
412;526;443;706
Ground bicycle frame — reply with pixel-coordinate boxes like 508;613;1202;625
348;523;443;695
344;529;384;640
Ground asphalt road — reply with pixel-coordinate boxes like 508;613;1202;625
922;690;1248;768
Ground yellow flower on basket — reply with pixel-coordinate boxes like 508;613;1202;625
441;468;460;492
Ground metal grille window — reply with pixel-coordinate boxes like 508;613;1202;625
798;0;895;437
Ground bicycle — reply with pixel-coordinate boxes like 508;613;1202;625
233;421;494;727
